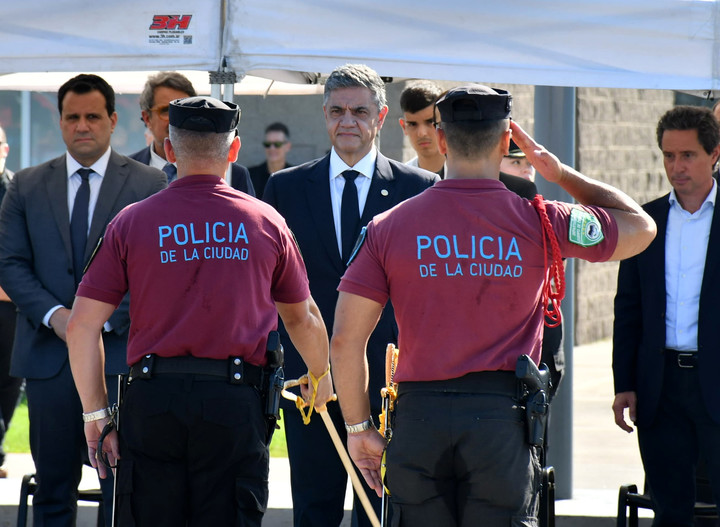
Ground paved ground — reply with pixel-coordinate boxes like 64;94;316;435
0;339;654;526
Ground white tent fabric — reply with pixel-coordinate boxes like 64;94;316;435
1;0;719;90
1;1;222;73
0;71;323;96
225;0;720;91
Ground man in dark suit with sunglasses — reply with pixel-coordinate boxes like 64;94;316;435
249;122;293;199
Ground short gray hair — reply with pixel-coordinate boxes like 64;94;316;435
140;72;196;112
323;64;387;111
168;126;234;164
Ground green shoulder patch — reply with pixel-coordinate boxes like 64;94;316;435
568;208;604;247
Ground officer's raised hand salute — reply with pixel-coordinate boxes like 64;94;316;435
511;120;656;260
68;96;330;527
332;84;655;526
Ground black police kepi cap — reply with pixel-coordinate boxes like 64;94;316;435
506;139;525;158
436;84;512;122
169;96;240;133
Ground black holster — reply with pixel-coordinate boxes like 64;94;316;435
524;389;549;448
515;354;550;449
263;331;285;439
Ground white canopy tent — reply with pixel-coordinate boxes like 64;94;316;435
2;0;719;91
0;71;323;96
225;0;720;92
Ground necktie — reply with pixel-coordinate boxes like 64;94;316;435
341;170;361;264
163;163;177;183
70;168;92;284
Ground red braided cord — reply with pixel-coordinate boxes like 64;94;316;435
532;195;565;328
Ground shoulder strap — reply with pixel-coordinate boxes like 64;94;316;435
531;195;565;328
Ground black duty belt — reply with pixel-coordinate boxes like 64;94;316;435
129;354;264;387
399;371;518;396
665;349;698;369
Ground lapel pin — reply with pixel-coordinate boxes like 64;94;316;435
381;189;389;197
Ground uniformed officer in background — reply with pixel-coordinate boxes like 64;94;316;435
67;96;332;526
330;85;656;526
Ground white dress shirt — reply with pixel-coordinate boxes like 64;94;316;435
44;148;111;328
329;146;377;257
65;148;110;231
148;146;169;171
665;180;716;351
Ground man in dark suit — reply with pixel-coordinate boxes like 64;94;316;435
613;105;720;524
129;71;255;195
264;64;438;527
0;123;22;478
248;121;293;199
0;74;166;527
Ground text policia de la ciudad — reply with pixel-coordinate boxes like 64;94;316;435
417;234;523;278
158;221;249;263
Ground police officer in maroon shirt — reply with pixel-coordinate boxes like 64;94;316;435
67;96;332;527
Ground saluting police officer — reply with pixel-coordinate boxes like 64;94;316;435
331;85;656;526
67;96;332;527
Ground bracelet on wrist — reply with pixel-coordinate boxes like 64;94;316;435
345;417;375;434
82;407;112;423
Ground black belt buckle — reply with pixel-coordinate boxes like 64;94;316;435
229;357;244;384
677;352;696;369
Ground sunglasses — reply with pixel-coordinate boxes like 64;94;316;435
263;141;286;148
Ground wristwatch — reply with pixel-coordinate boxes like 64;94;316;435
82;407;112;423
345;417;375;434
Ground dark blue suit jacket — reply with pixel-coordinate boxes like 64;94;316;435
128;146;255;196
264;152;439;410
0;151;167;378
613;194;720;425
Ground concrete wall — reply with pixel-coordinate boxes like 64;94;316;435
231;92;328;169
573;88;672;344
230;82;676;346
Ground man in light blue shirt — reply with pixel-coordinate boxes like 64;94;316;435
613;105;720;525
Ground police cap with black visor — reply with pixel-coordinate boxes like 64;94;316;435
435;84;512;123
168;95;241;133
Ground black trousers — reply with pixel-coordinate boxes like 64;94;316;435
0;301;22;466
283;400;381;527
26;362;117;527
386;372;540;527
116;375;270;527
637;354;720;527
